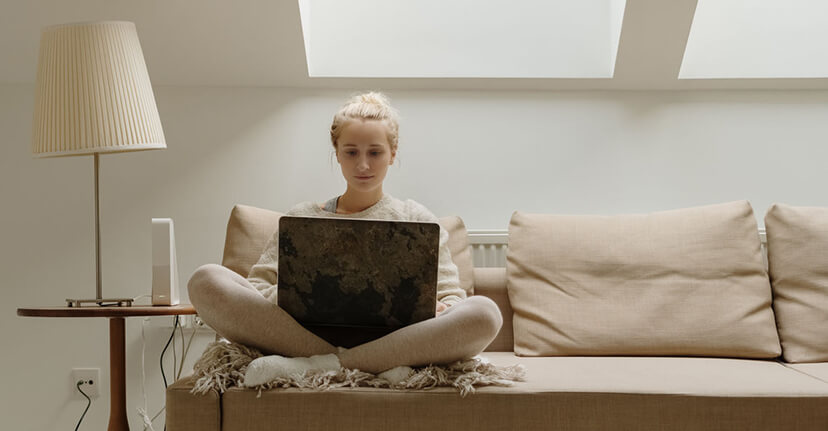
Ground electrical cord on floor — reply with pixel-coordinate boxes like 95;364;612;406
161;315;179;389
75;380;92;431
138;314;176;430
160;315;183;431
177;317;198;379
137;317;159;431
178;318;185;378
134;312;199;431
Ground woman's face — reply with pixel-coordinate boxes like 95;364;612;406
335;119;396;193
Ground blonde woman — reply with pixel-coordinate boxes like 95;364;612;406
188;92;503;385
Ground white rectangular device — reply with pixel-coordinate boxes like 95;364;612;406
152;218;180;306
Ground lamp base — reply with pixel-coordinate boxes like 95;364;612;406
66;298;135;307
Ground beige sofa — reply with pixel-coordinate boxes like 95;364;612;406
166;201;828;430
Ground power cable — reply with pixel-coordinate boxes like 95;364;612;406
74;380;92;431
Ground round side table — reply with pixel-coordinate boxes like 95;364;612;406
17;304;197;431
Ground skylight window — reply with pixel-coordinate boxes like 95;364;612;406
298;0;627;78
680;0;828;79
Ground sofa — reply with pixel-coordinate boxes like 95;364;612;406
166;200;828;430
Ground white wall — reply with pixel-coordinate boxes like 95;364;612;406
3;84;828;429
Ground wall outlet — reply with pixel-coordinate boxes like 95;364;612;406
193;315;211;330
179;314;213;331
72;368;100;398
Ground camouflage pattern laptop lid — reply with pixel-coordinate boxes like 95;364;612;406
276;216;440;329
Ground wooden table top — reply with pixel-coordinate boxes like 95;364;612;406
17;304;197;318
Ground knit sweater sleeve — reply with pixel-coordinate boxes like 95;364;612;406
406;200;467;307
245;231;279;302
245;204;308;303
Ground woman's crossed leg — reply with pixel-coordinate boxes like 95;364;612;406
188;263;504;376
188;263;339;357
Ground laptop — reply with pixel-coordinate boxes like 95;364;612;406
276;216;440;335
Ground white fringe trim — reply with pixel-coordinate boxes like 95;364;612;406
189;339;526;398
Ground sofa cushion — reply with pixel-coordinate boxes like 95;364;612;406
507;200;781;358
221;204;474;295
222;204;284;277
790;363;828;384
765;203;828;363
478;354;828;396
166;375;220;431
204;353;828;431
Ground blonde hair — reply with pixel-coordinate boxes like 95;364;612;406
330;91;400;152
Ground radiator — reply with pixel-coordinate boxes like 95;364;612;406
467;229;768;268
468;230;508;268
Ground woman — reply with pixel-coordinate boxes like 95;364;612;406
188;92;503;386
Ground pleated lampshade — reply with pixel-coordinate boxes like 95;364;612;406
32;21;166;157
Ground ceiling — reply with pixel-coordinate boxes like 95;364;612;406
2;0;828;90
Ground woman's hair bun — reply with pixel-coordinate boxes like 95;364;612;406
358;91;391;107
330;91;400;151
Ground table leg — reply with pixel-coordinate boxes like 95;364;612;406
108;317;129;430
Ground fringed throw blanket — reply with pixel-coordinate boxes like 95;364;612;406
190;339;526;398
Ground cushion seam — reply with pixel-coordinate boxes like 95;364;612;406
776;359;828;386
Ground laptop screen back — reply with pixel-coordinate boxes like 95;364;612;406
276;216;440;329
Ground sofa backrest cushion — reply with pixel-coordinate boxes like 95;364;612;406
222;204;283;278
765;203;828;363
439;216;475;296
221;205;474;296
506;200;782;358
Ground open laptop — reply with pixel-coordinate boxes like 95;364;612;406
276;216;440;335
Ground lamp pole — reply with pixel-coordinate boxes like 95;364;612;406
94;153;102;300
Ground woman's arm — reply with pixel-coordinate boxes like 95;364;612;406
408;200;467;307
245;204;309;302
434;224;466;306
246;228;279;303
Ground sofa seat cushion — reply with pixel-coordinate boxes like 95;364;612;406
790;363;828;384
477;353;828;396
166;375;220;431
208;353;828;431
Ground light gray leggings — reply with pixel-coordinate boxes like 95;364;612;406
188;264;503;374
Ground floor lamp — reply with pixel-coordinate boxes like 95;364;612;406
31;21;166;307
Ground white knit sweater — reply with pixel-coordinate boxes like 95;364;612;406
247;193;467;307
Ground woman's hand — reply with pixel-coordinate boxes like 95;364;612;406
435;301;448;316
